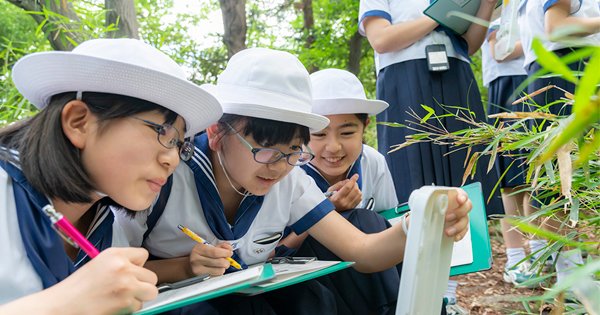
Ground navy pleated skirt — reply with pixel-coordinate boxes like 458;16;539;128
487;75;528;187
376;58;504;217
525;47;589;117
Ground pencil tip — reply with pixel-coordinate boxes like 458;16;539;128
177;224;184;230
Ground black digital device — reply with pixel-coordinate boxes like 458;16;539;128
157;273;211;293
425;44;450;72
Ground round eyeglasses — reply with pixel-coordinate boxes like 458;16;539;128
132;117;195;161
225;123;314;166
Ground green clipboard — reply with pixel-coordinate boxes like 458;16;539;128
377;182;492;276
423;0;502;35
236;261;355;296
135;264;275;315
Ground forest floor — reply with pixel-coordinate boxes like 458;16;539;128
453;224;554;315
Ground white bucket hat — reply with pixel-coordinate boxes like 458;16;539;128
201;47;329;132
310;68;388;116
11;38;223;137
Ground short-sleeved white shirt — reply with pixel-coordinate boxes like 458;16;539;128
117;134;335;266
0;167;128;304
520;0;600;68
481;19;527;87
358;0;469;73
302;145;398;211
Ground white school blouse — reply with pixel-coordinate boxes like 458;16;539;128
481;19;527;88
519;0;600;68
303;145;398;211
358;0;469;73
118;162;333;265
0;168;130;304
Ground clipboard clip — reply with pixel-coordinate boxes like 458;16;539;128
157;273;211;293
269;257;316;264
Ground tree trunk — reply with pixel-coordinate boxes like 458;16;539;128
348;30;363;76
7;0;83;51
301;0;317;73
105;0;139;39
218;0;247;58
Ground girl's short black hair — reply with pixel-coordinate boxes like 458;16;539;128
355;113;368;126
0;92;178;204
217;114;310;146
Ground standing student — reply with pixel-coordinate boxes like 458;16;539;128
117;48;473;315
359;0;503;311
280;68;400;315
518;0;600;290
482;18;539;287
0;38;223;314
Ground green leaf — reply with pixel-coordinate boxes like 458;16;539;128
573;48;600;114
420;104;435;124
532;38;578;84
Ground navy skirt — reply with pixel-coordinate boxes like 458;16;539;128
525;47;589;117
487;75;528;187
376;58;504;217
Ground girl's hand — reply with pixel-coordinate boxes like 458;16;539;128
443;189;472;241
189;242;233;276
327;174;362;212
36;247;158;315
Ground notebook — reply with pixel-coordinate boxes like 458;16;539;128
135;264;275;315
236;260;355;296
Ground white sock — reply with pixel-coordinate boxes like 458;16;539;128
506;247;527;269
528;239;548;260
445;280;458;300
556;249;584;285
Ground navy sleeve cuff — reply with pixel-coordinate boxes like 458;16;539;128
360;10;392;25
291;199;335;234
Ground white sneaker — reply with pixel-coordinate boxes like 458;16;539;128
503;261;537;288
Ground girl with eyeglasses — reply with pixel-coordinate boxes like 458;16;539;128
117;48;472;315
0;38;222;314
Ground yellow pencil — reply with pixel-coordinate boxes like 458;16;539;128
177;224;242;270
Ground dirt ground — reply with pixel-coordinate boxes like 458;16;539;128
453;224;549;315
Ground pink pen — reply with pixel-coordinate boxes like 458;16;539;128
42;205;100;258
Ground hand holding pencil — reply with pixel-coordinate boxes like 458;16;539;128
178;224;242;271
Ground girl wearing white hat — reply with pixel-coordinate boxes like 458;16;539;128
0;38;222;314
118;48;472;314
279;68;401;314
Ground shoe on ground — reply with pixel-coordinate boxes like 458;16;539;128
444;297;468;315
503;261;537;288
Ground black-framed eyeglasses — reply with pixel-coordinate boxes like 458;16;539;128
225;123;314;166
132;117;194;161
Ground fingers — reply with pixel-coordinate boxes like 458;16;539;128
190;244;231;276
105;247;150;267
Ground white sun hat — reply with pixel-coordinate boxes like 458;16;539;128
11;38;223;137
201;47;329;132
310;68;388;116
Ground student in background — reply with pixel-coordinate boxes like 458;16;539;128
518;0;600;289
482;18;538;287
279;68;400;314
0;38;223;314
359;0;503;311
117;48;472;315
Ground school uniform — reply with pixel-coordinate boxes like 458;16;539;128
0;158;127;304
295;144;400;315
359;0;504;217
519;0;600;114
481;19;528;187
116;133;337;315
302;144;398;211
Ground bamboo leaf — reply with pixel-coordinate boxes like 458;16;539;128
573;49;600;114
532;38;578;84
420;104;435;123
575;129;600;167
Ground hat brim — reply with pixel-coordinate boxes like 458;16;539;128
312;98;389;116
12;52;223;137
202;84;329;132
